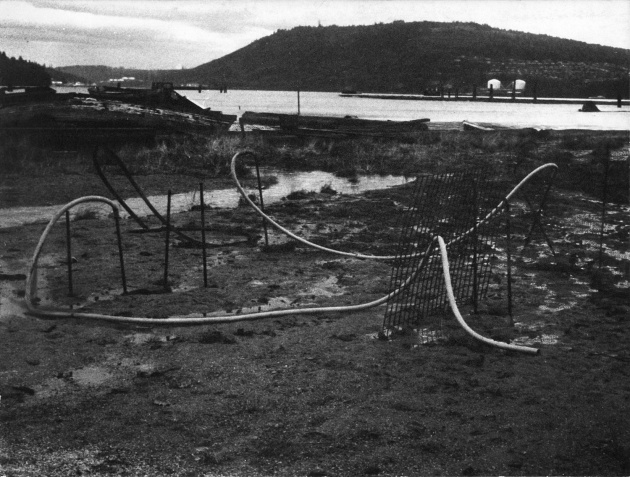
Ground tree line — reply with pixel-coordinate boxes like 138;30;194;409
0;51;50;87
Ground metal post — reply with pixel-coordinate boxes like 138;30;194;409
512;83;516;100
505;200;513;325
113;208;127;294
253;154;269;246
472;180;478;314
163;189;172;291
599;154;610;269
200;183;208;287
522;168;557;256
65;211;73;296
239;117;245;139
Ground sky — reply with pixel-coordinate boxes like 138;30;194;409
1;0;629;70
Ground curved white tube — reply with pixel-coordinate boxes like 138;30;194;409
437;236;539;354
231;150;557;260
24;197;434;325
25;196;121;306
25;194;544;354
231;150;397;260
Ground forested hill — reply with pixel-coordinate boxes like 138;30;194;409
181;21;630;97
0;52;50;87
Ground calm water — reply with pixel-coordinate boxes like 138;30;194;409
181;89;630;130
55;86;629;130
0;169;409;228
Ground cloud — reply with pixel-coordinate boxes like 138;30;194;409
1;1;232;43
0;0;627;69
0;0;273;67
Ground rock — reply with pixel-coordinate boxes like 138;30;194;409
364;465;381;475
235;328;254;337
464;354;485;367
462;465;477;475
11;385;35;396
579;101;600;112
332;333;356;342
607;305;630;318
198;330;237;344
507;457;524;469
307;469;328;477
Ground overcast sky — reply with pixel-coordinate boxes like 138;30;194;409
1;0;629;69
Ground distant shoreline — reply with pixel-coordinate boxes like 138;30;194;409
340;93;630;106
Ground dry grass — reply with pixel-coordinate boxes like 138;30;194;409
2;130;627;205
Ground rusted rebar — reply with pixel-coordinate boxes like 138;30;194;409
200;183;208;287
163;189;172;291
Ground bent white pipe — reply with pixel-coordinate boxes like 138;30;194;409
231;150;557;259
25;196;120;306
25;197;543;353
437;236;539;354
24;197;434;325
231;150;396;260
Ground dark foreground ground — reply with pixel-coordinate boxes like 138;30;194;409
0;130;629;476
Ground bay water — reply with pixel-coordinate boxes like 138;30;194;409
54;86;630;130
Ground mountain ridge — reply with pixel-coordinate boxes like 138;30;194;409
180;21;628;97
55;21;629;97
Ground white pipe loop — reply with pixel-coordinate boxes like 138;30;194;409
25;158;553;355
24;200;433;325
231;150;557;259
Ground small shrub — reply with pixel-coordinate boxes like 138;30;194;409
0;134;49;174
284;190;312;200
320;183;337;195
73;209;99;221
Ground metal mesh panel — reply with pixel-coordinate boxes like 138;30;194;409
383;169;508;342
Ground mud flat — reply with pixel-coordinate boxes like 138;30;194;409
0;130;628;476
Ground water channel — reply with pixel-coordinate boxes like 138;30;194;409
0;169;409;229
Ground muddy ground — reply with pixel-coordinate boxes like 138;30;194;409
1;133;629;476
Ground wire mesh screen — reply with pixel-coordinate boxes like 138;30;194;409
383;169;508;343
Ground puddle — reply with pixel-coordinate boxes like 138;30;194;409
0;169;408;229
117;170;408;219
511;320;560;346
0;283;27;323
511;334;560;346
538;302;577;313
297;276;345;298
125;333;178;345
72;365;113;386
170;276;347;319
0;257;31;322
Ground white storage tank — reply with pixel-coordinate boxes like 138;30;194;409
515;79;526;90
487;79;502;90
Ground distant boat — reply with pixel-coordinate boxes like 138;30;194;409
0;86;56;106
240;111;430;138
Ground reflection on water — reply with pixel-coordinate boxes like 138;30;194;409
120;170;409;218
0;169;409;228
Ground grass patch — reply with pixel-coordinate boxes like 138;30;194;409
3;129;627;205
